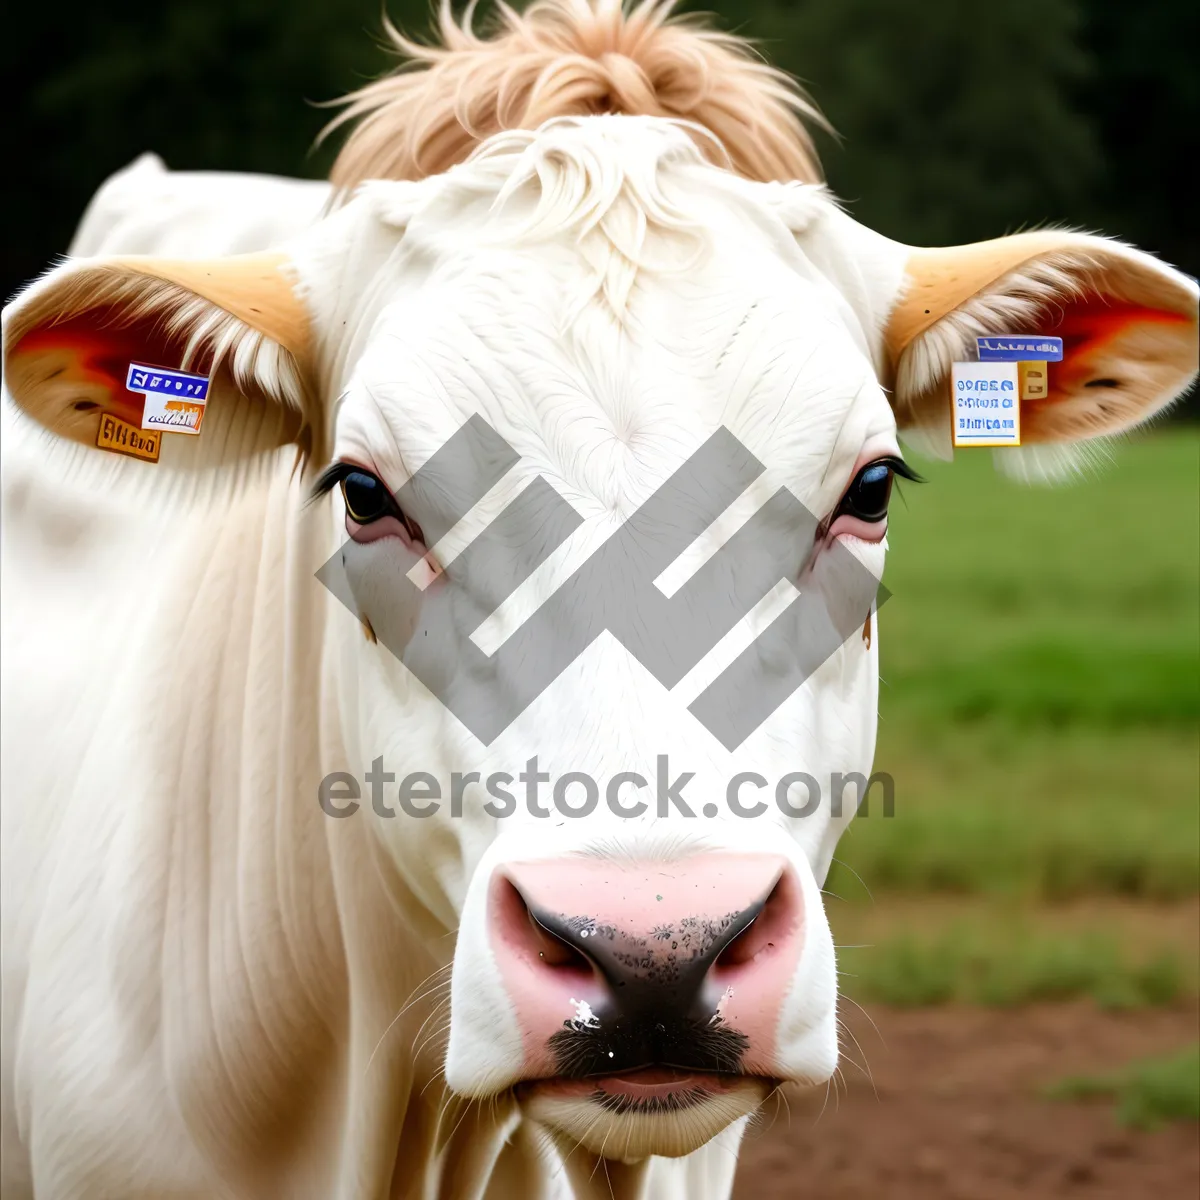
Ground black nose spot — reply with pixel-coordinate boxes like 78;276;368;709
529;902;762;1025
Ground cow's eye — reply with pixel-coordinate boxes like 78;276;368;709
837;460;894;523
834;456;921;525
341;470;394;525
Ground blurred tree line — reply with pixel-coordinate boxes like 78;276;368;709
5;0;1197;310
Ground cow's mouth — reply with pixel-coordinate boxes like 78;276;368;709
522;1064;749;1103
517;1069;774;1159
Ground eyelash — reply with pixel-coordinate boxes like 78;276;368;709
310;461;369;503
309;463;426;544
838;456;924;508
816;455;924;540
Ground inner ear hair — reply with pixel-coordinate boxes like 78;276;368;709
6;265;321;464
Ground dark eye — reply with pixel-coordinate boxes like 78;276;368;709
841;461;893;522
341;470;394;525
836;459;904;524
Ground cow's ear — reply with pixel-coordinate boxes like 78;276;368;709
883;232;1198;479
3;252;318;461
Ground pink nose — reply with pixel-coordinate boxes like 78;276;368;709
488;854;804;1078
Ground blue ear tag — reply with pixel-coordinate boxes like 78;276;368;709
126;363;211;435
976;336;1063;362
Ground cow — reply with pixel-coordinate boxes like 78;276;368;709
2;2;1196;1197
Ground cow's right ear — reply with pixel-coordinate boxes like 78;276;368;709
3;252;318;460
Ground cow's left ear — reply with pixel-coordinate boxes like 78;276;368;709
883;231;1198;476
3;252;319;460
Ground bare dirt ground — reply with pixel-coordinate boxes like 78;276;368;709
732;1004;1199;1200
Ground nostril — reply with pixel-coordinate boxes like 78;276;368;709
527;909;591;972
713;873;798;971
715;912;765;969
494;876;593;977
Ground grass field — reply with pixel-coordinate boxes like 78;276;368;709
1046;1043;1200;1130
824;428;1200;1123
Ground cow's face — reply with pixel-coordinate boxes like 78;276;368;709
321;130;898;1155
5;118;1195;1163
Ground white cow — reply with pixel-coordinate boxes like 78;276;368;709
3;4;1196;1198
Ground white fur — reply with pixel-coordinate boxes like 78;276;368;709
69;152;332;258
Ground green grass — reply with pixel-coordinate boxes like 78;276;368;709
828;726;1200;900
880;431;1200;733
829;430;1200;903
1045;1044;1200;1129
839;926;1189;1009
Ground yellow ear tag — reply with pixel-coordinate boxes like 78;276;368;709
96;413;161;462
1018;360;1049;400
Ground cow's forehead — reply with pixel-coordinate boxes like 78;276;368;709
333;232;894;513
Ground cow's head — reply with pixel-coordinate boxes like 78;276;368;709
5;118;1196;1161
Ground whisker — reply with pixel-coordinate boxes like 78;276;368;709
839;992;886;1049
812;1077;832;1129
412;991;453;1057
829;857;874;904
836;1019;876;1100
362;967;453;1078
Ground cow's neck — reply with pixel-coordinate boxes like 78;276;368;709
164;457;526;1196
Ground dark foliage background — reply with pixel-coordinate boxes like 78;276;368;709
5;1;1197;309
